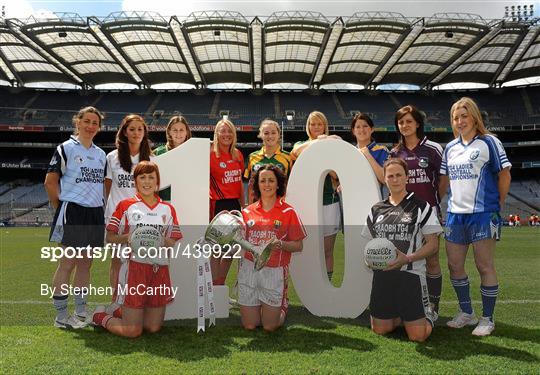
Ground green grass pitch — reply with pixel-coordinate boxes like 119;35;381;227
1;227;539;373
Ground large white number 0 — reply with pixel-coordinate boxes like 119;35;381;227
287;140;380;318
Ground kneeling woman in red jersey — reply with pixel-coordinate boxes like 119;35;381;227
93;161;182;337
239;165;307;332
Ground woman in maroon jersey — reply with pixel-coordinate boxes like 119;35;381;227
390;105;445;316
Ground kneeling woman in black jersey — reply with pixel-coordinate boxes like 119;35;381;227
363;158;442;342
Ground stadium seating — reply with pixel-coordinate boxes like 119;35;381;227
1;86;539;130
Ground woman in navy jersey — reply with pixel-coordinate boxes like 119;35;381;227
390;105;444;315
44;106;106;329
351;112;389;184
440;97;511;336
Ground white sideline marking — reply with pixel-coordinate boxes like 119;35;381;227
1;300;539;305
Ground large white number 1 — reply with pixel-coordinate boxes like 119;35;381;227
155;138;229;320
287;140;380;318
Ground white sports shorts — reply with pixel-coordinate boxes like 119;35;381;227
237;258;288;308
323;201;341;237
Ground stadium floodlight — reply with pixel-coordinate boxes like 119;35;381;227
285;110;295;122
219;110;230;121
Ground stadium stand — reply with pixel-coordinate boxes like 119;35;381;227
2;86;539;131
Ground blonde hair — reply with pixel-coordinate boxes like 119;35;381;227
306;111;329;140
212;119;240;160
450;97;494;138
166;115;191;150
258;119;281;139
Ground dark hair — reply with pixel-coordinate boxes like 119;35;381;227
252;164;287;201
134;160;160;190
394;105;425;149
350;112;375;142
383;157;408;176
166;115;192;150
116;114;153;173
72;106;104;135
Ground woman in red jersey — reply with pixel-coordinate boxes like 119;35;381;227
239;165;306;331
210;118;245;285
93;161;182;338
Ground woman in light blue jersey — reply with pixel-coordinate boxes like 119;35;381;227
44;106;106;329
440;97;511;336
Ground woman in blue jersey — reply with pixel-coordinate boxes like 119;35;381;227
351;112;389;184
290;111;340;281
390;105;445;316
44;106;106;329
440;97;511;336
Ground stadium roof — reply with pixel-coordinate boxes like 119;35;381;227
0;11;538;90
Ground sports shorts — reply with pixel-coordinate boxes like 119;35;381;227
323;201;341;237
238;257;289;310
210;198;241;220
370;270;430;322
445;212;501;245
115;260;173;309
49;201;104;248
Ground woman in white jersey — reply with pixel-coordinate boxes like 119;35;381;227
440;97;511;336
105;114;153;294
44;106;106;329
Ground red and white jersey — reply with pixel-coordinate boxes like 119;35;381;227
210;149;244;200
242;198;307;267
107;194;182;263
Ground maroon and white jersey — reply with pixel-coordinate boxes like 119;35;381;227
107;193;182;263
390;137;443;208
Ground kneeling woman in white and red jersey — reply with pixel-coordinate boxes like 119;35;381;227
93;161;182;337
239;164;307;332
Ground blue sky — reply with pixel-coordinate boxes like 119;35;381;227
28;1;123;17
2;1;537;19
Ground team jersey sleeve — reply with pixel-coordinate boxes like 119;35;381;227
419;203;443;236
373;145;390;167
432;143;443;176
165;204;183;240
487;135;512;173
244;154;253;180
440;146;449;176
47;145;66;175
284;207;307;242
105;152;113;180
361;208;375;240
106;200;128;234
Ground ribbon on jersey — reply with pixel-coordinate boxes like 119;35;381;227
196;238;215;333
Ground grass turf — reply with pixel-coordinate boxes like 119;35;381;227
1;226;539;373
